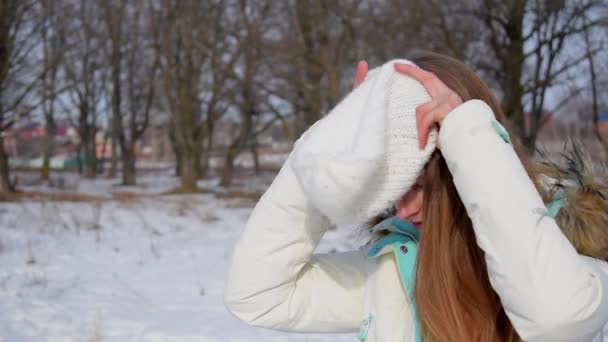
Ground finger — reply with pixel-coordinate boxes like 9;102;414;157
447;92;463;109
420;102;450;149
416;101;440;148
415;101;438;117
394;63;442;98
353;60;368;88
417;109;434;150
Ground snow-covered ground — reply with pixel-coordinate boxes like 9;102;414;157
0;173;365;342
2;171;607;341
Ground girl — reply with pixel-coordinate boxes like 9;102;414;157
224;52;608;341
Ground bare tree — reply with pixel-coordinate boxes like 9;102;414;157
0;0;42;192
101;0;160;185
366;0;479;61
381;0;607;153
38;0;63;181
469;0;608;152
159;0;208;189
582;14;608;157
102;0;124;179
220;0;277;187
60;0;107;178
267;1;364;139
158;0;232;190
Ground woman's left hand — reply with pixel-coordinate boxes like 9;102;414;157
394;63;463;149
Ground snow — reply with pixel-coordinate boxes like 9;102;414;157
0;177;363;341
2;172;607;341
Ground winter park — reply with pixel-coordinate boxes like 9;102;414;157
2;1;608;341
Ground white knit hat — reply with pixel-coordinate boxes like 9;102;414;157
291;59;437;225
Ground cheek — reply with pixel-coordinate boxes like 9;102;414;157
396;189;424;219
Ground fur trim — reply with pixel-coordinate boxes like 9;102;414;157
540;142;608;261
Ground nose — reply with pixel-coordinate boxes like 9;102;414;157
397;205;420;221
396;190;423;221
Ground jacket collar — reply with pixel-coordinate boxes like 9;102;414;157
367;217;420;258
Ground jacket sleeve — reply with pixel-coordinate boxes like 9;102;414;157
223;154;367;333
438;100;608;342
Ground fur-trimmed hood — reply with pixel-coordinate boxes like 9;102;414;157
539;142;608;261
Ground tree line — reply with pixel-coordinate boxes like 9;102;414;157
1;0;607;193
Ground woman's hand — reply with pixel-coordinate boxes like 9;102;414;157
353;61;368;89
394;63;463;149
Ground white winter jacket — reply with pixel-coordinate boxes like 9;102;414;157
224;97;608;341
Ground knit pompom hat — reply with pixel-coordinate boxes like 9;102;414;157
291;59;437;225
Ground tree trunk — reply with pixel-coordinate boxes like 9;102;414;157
108;68;121;178
0;136;14;192
109;126;118;177
40;118;56;181
194;143;204;180
583;19;608;159
121;142;136;186
250;139;260;174
76;144;83;174
179;150;198;190
169;124;181;177
521;134;537;155
83;139;97;178
200;128;214;178
175;148;182;177
295;85;323;139
98;132;108;175
220;145;237;187
221;120;252;187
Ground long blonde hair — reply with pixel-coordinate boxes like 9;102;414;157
369;52;606;341
410;52;524;341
